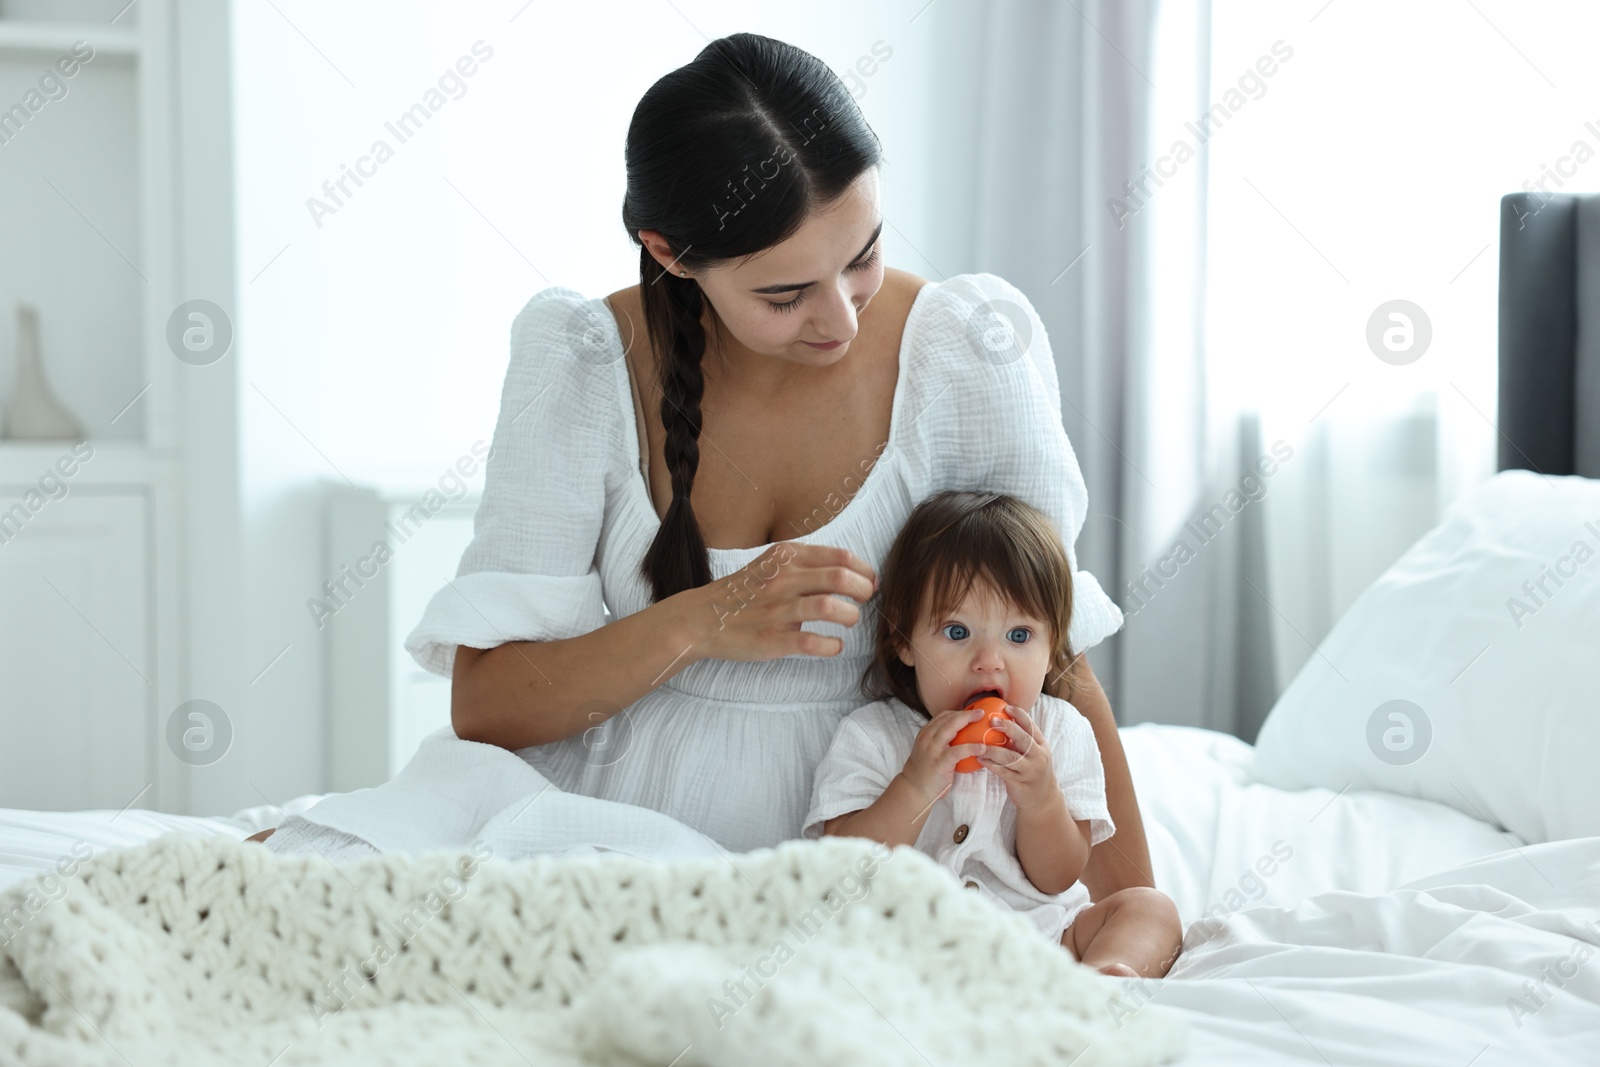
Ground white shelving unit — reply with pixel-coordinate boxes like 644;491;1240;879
0;20;138;56
0;0;190;811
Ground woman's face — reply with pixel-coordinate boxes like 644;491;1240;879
895;579;1053;716
642;167;886;378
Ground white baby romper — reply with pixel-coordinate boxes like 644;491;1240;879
801;692;1115;944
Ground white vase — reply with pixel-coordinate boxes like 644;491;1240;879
3;302;87;442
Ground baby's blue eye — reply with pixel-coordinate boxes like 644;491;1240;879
1008;627;1031;644
941;623;969;641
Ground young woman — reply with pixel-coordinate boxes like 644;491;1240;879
256;31;1179;976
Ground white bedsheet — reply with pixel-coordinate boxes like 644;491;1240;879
1121;724;1600;1065
1123;723;1528;925
0;792;327;893
1157;837;1600;1065
3;725;1594;1065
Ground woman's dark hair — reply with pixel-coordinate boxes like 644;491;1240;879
621;32;884;603
860;491;1078;716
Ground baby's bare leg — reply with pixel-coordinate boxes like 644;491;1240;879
1061;887;1183;978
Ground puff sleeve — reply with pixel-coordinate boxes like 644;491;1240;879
799;706;900;841
404;288;615;678
944;273;1125;653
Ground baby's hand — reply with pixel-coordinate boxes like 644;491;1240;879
976;703;1061;812
899;706;991;806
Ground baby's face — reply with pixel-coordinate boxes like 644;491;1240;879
895;581;1052;715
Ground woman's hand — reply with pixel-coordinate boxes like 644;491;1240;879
681;542;879;662
977;703;1061;812
899;705;991;806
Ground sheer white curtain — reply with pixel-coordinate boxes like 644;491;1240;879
956;0;1273;736
1201;0;1584;697
954;0;1567;738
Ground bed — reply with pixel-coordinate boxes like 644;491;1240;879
3;191;1597;1065
3;718;1592;1064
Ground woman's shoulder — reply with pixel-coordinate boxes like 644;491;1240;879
510;285;623;365
494;286;628;454
905;270;1036;314
500;284;635;387
600;283;642;348
877;266;930;315
906;271;1049;376
893;270;1059;459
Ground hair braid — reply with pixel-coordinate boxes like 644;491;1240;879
638;250;713;600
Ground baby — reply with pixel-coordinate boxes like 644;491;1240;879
802;490;1179;978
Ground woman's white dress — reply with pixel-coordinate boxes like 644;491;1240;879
269;272;1123;860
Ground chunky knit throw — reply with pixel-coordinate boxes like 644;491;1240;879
0;833;1187;1066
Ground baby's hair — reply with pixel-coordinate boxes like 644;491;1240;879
859;490;1076;717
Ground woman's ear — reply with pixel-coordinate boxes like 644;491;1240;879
637;229;689;276
895;639;915;669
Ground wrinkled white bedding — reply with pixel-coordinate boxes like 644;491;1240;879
2;724;1595;1066
1160;836;1600;1065
1125;724;1600;1065
0;792;324;893
1124;723;1529;924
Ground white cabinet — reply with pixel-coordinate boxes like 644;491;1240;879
0;442;180;810
0;0;198;813
0;484;149;809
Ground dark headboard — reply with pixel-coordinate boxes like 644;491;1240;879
1497;192;1600;477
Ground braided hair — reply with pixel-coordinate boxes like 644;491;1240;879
621;32;884;603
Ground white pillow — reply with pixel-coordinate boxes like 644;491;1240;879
1249;470;1600;844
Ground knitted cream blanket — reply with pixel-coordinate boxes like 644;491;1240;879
0;833;1187;1067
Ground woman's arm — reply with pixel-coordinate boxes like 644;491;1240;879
452;592;703;750
1046;651;1157;902
455;543;876;751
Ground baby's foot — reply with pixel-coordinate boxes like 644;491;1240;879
1095;962;1139;978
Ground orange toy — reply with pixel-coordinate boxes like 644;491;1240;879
951;695;1013;773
